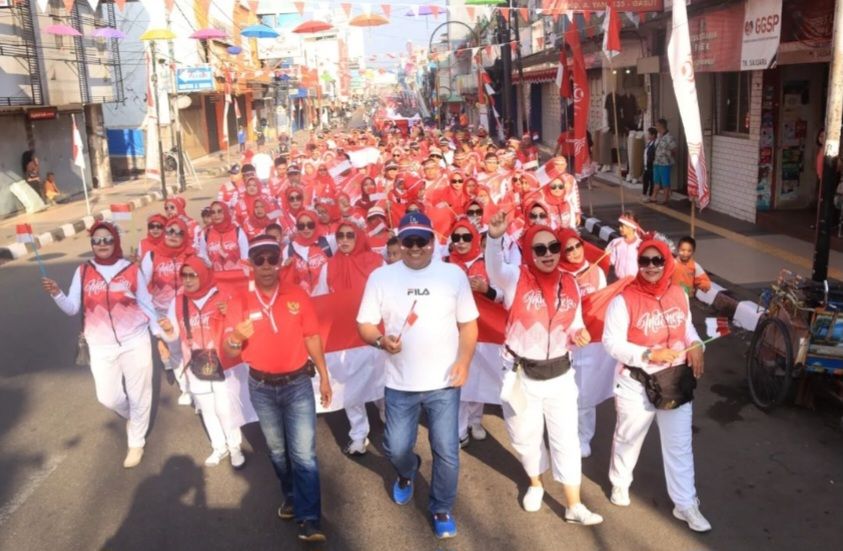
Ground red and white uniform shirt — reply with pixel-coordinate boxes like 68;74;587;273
80;262;150;346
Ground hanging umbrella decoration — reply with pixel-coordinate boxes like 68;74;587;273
44;23;82;37
349;13;389;28
92;27;126;39
291;20;333;34
240;24;279;38
227;45;243;55
190;28;226;62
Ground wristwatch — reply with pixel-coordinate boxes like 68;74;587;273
374;336;383;349
642;349;651;362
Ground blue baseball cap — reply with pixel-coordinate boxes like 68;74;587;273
398;212;434;240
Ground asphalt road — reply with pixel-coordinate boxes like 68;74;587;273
0;179;841;551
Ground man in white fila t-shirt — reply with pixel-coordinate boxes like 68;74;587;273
357;212;479;541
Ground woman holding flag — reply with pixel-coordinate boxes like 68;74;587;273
602;238;711;532
485;212;603;525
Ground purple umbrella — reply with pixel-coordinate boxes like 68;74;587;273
44;23;81;37
227;45;242;55
190;27;226;40
92;27;126;39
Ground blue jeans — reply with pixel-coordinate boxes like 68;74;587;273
249;373;321;522
383;386;460;515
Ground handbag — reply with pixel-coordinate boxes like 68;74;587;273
75;263;90;367
182;295;225;382
626;364;697;410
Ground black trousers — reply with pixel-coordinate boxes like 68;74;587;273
642;168;654;197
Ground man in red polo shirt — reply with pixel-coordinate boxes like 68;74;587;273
223;235;331;543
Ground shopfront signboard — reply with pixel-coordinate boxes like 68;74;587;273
741;0;783;70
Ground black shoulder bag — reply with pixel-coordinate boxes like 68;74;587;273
75;263;91;367
626;364;697;410
182;294;225;381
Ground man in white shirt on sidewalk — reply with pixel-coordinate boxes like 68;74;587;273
357;212;479;540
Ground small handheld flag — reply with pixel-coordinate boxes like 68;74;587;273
683;317;731;353
397;300;418;340
110;203;133;222
16;223;47;277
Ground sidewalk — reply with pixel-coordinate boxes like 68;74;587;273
0;151;229;262
580;171;843;332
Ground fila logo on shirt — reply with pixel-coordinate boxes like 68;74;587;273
407;288;430;296
636;307;685;336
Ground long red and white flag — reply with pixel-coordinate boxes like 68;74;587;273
72;114;86;170
602;0;622;59
565;24;592;179
668;0;710;209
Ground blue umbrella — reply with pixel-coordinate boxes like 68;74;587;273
241;24;279;38
227;45;242;54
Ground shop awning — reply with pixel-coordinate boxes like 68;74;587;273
512;67;557;84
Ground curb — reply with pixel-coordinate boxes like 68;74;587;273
0;187;175;263
581;215;764;333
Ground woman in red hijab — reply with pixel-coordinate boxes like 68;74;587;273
602;238;711;533
242;197;275;240
159;255;254;469
200;201;249;273
234;176;274;225
279;186;306;240
283;210;335;296
484;211;603;525
138;214;166;259
540;177;577;230
164;196;199;247
428;171;469;214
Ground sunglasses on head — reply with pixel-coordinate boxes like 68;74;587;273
90;236;115;246
451;232;473;243
529;212;548;220
148;223;164;230
401;236;430;249
165;227;184;237
297;221;316;231
532;241;562;257
180;271;199;280
467;208;483;216
252;254;280;267
336;231;356;241
565;242;583;254
288;194;302;201
638;255;666;268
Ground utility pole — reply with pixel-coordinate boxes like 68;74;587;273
512;7;528;136
498;9;513;139
812;0;843;281
149;41;168;199
166;12;187;192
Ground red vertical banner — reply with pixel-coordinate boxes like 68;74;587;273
565;25;591;178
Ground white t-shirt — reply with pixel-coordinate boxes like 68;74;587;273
251;153;274;181
357;259;479;392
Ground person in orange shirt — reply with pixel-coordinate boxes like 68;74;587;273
672;236;712;297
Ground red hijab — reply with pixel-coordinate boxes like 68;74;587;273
143;214;167;251
284;186;305;217
326;224;383;292
211;201;235;233
158;218;192;258
182;255;215;299
89;221;123;265
629;238;676;297
557;228;585;273
248;198;271;231
448;218;482;273
520;224;563;310
293;210;321;247
165;197;187;218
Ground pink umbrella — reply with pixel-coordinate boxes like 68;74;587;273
44;24;81;37
92;27;126;39
190;28;226;40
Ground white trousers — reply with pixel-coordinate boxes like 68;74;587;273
502;369;582;486
193;386;243;452
458;401;484;439
609;371;698;510
345;404;370;442
89;333;153;449
578;407;597;453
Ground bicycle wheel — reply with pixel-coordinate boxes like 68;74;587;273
746;317;794;410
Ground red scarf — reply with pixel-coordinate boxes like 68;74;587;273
629;239;676;297
247;198;272;233
89;221;123;265
158;218;192;258
520;224;563;310
293;210;321;247
143;214;167;252
182;255;215;299
211;201;235;233
326;225;383;293
556;228;586;273
448;219;482;272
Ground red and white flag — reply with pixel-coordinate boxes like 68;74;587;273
565;25;592;179
15;223;35;244
555;49;571;99
398;300;418;338
602;0;622;59
668;0;710;209
705;317;731;339
110;203;133;221
481;71;495;96
72;114;86;170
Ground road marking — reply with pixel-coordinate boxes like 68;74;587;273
0;452;66;526
592;180;843;281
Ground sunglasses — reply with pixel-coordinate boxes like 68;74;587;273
165;228;184;237
288;194;302;201
336;231;356;241
467;208;483;216
90;236;115;246
180;272;199;280
297;221;316;231
532;241;562;257
148;223;164;230
451;232;473;243
211;208;224;215
401;236;430;249
529;212;548;220
638;255;666;268
550;184;566;190
451;179;464;184
252;254;280;267
565;242;583;254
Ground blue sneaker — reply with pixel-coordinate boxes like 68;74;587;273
432;513;457;539
391;454;421;505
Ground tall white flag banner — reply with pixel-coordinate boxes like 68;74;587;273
72;114;86;170
741;0;783;71
668;0;710;209
144;49;161;183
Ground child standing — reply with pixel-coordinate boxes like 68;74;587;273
672;236;712;297
607;212;643;279
642;128;657;202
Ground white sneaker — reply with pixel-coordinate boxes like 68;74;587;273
673;501;712;532
123;447;144;469
610;486;631;507
580;442;592;458
564;503;604;526
229;447;245;469
344;438;369;456
522;486;544;512
177;392;192;406
204;449;229;466
469;423;487;441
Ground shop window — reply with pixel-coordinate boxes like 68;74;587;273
717;72;750;135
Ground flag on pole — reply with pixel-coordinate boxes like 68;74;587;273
72;114;86;170
144;50;161;183
565;24;592;179
704;317;731;340
481;71;495;96
555;49;571;98
15;224;35;244
668;0;710;209
110;203;133;222
398;300;418;339
602;0;622;59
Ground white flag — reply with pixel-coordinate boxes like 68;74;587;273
668;0;709;209
72;114;86;170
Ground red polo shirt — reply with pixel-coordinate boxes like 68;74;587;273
225;283;320;374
